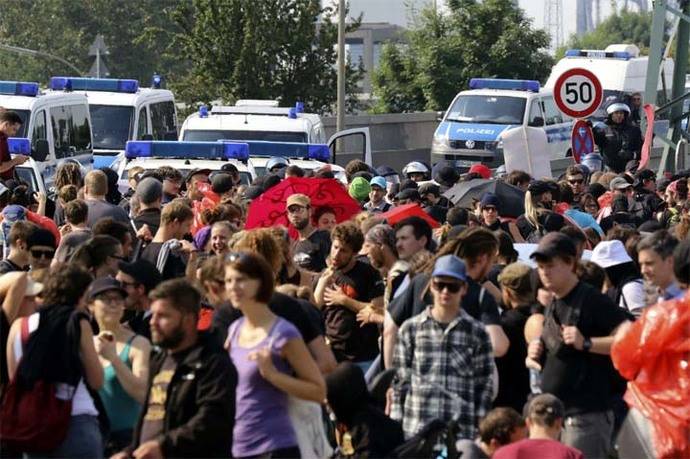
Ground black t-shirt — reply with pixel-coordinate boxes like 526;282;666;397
134;208;162;236
0;310;10;393
324;260;384;363
211;292;320;346
494;305;532;412
141;242;187;281
139;352;180;443
0;259;29;275
389;272;500;327
540;281;628;415
294;229;331;272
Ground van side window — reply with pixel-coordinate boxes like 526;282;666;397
528;101;544;126
32;110;47;145
542;97;564;125
50;105;92;159
150;101;177;140
137;107;148;139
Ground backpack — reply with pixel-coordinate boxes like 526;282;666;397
0;317;73;453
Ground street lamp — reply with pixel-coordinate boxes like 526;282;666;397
0;43;82;76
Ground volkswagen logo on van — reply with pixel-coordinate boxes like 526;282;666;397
465;140;475;149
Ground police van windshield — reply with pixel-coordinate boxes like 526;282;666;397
183;130;308;143
90;105;134;151
12;110;30;137
446;95;526;125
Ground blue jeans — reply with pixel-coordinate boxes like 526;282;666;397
354;359;375;374
25;415;103;458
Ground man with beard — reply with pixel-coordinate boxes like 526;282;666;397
287;194;331;273
315;222;384;370
116;278;237;459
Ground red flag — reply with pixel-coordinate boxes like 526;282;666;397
639;103;655;170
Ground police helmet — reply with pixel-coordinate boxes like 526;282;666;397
266;157;289;172
402;161;430;177
606;102;631;116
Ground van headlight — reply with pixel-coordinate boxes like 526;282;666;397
432;133;450;149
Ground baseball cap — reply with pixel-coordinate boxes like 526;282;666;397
634;169;656;187
395;188;421;202
185;168;211;183
469;164;491;179
286;193;311;208
118;259;162;293
530;232;577;260
369;176;387;190
86;277;126;301
211;173;235;194
349;177;371;201
432;255;468;282
590;240;632;268
527;393;565;420
220;163;239;174
497;262;533;292
135;177;163;205
480;193;500;209
610;176;633;191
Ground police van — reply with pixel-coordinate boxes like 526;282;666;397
49;76;177;169
115;140;256;195
179;100;371;174
545;44;674;120
431;78;573;169
0;80;93;193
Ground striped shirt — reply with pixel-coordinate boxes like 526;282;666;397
391;306;494;439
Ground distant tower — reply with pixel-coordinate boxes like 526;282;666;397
576;0;595;36
544;0;564;49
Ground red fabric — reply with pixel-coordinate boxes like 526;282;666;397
494;439;583;459
378;203;440;228
469;163;491;179
639;104;655;170
611;293;690;459
245;177;360;237
197;307;214;331
0;132;13;180
26;210;60;245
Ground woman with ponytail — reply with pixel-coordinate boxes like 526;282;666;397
70;235;124;279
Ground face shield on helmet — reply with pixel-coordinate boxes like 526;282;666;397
402;161;430;180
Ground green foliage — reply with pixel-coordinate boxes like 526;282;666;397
161;0;363;114
371;0;553;113
556;9;653;59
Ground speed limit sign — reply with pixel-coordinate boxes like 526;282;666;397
553;68;603;119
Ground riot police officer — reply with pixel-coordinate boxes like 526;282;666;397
593;101;643;173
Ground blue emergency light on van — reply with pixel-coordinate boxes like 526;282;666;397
469;78;540;92
565;49;631;60
125;141;249;161
243;141;330;162
7;138;31;155
0;81;39;97
50;77;139;93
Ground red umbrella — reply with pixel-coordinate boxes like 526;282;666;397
379;203;440;228
245;177;361;234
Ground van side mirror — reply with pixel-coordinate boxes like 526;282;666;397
529;117;545;127
142;134;154;141
436;111;446;122
33;139;49;162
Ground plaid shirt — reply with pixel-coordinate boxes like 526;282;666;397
391;306;494;440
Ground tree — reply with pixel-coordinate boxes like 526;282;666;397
158;0;363;114
557;9;653;58
371;0;553;113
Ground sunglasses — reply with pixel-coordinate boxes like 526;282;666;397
568;178;584;185
31;249;55;259
482;206;497;212
432;280;463;293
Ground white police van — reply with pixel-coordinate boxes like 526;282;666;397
49;76;177;169
431;78;573;170
114;140;256;195
545;44;674;121
179;100;371;173
0;80;93;193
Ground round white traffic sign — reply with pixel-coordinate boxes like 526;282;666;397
553;68;603;119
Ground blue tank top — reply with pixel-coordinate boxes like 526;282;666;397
98;335;142;432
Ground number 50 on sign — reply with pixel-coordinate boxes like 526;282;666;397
553;68;603;119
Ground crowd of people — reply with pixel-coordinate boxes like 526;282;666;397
0;106;689;459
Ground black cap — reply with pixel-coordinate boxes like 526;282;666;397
185;168;212;183
376;165;398;177
220;163;239;174
528;180;556;195
395;188;421;202
211;173;234;194
118;259;162;293
434;164;460;188
87;277;126;301
530;232;577;260
634;168;656;187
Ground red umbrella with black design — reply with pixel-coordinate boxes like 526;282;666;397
245;177;362;236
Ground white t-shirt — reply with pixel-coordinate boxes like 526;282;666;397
13;312;98;416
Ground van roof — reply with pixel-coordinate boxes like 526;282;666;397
0;91;89;111
182;112;319;133
45;88;174;107
457;88;547;99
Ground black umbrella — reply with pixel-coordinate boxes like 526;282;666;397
443;178;525;217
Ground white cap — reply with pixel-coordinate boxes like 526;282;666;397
590;240;632;268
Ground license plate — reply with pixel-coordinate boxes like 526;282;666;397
455;160;474;168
